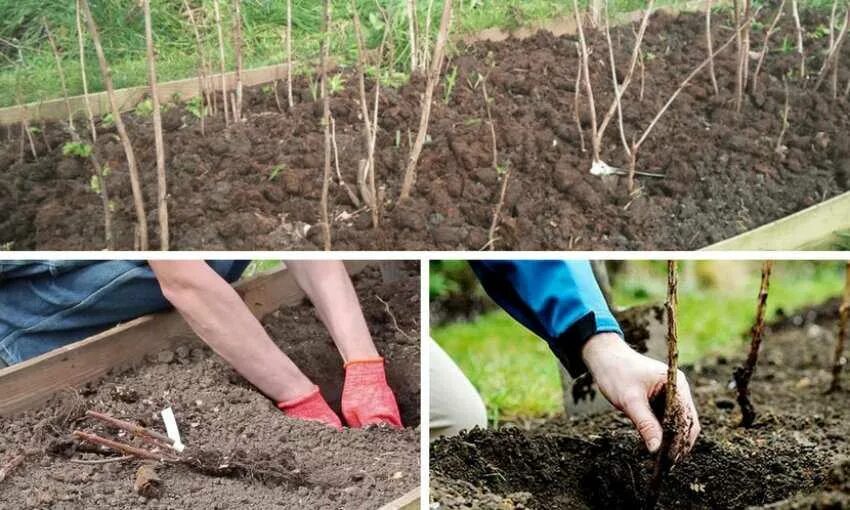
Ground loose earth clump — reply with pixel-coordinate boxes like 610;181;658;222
1;7;848;250
0;264;420;509
430;298;850;509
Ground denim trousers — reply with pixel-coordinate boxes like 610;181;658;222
0;260;248;366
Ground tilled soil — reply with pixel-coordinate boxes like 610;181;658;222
0;263;420;509
430;299;850;509
2;7;849;250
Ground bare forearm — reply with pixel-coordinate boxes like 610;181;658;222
286;261;379;362
149;261;313;402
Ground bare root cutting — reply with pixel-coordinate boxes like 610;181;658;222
734;261;774;428
645;260;683;510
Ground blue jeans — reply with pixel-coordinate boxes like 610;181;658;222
0;260;249;366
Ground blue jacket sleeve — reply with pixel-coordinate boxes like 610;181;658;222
469;260;623;377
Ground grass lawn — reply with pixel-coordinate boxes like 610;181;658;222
431;261;846;423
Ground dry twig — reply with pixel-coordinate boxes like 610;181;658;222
144;0;170;251
81;0;148;250
645;261;681;509
751;0;786;93
399;0;452;200
213;0;230;125
319;0;332;250
733;261;774;428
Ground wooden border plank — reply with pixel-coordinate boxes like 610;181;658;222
0;261;368;417
377;487;420;510
702;190;850;250
0;62;290;126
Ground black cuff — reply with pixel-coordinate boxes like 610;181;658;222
548;311;599;378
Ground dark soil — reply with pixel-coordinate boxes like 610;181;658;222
0;263;420;509
430;298;850;509
2;7;849;250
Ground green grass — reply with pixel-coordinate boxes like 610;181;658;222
431;261;846;422
4;0;820;108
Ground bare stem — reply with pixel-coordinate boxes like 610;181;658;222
775;79;790;153
573;43;586;153
286;0;293;109
86;410;174;449
407;0;419;73
829;262;850;392
814;7;850;93
75;0;96;142
319;0;332;250
487;170;510;251
213;0;230;126
232;0;243;122
791;0;805;78
81;0;149;250
706;0;719;95
751;0;786;94
183;0;211;136
573;0;599;162
733;260;774;428
645;260;680;509
43;20;74;130
144;0;170;250
73;430;178;463
399;0;452;200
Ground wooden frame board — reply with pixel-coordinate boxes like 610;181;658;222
702;190;850;250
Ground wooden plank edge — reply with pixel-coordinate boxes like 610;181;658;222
0;62;291;126
0;261;370;417
378;487;420;510
701;190;850;250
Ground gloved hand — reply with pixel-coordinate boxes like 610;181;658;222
341;357;403;428
582;332;700;460
277;385;343;430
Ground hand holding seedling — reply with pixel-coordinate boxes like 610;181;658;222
581;332;700;458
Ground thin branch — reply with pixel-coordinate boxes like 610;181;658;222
286;0;293;109
232;0;243;121
573;42;586;153
399;0;452;200
814;7;850;93
81;0;148;250
43;20;74;130
573;0;600;163
144;0;170;251
213;0;230;126
376;296;414;341
775;78;790;153
706;0;719;95
319;0;332;250
184;0;211;135
331;116;360;207
407;0;419;73
75;0;96;141
751;0;786;94
487;169;510;251
734;261;774;428
646;260;680;509
86;410;175;449
72;430;178;463
791;0;805;78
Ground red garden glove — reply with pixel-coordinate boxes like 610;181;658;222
341;357;403;428
277;385;343;430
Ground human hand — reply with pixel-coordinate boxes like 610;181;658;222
277;386;343;430
581;333;700;459
341;358;403;428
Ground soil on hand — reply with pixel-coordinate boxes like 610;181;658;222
430;299;850;509
2;7;848;250
0;264;420;509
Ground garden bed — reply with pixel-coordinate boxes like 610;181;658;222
0;264;420;509
1;7;848;250
430;298;850;509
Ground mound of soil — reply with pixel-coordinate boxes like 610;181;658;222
0;263;420;509
430;299;850;509
1;7;848;250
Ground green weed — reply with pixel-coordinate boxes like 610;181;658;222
62;141;93;158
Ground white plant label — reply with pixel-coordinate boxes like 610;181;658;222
161;407;185;453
